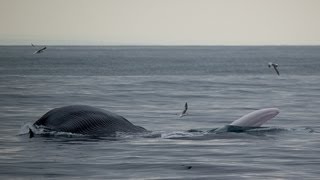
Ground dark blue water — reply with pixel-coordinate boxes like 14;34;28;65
1;46;320;179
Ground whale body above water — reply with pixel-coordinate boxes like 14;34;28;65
30;105;279;138
31;105;147;137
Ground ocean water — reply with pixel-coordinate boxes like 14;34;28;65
0;46;320;179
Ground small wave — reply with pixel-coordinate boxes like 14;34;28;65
302;127;319;133
290;127;320;134
18;122;34;135
211;125;290;134
245;127;289;133
160;130;207;139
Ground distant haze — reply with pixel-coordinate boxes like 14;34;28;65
1;0;320;45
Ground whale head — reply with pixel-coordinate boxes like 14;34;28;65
230;108;280;127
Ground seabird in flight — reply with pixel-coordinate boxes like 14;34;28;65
268;62;280;76
179;102;188;117
33;46;47;54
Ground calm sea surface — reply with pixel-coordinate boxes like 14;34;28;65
0;46;320;179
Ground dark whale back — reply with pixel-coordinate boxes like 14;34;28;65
34;105;147;136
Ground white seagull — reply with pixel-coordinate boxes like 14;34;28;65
179;102;188;118
33;46;47;54
268;62;280;76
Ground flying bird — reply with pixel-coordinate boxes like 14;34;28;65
179;102;188;118
33;46;47;54
268;62;280;76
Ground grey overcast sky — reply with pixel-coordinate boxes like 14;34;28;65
1;0;320;45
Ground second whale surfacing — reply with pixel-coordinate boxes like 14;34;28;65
30;105;279;137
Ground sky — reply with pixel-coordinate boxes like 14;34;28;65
1;0;320;45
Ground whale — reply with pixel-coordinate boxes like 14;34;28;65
29;105;279;138
30;105;147;137
213;108;280;133
230;108;280;127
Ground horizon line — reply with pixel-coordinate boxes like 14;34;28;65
1;44;320;47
